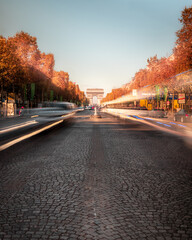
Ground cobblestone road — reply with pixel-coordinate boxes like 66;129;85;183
0;111;192;239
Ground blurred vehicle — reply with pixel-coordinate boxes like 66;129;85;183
148;108;167;118
20;102;77;123
173;109;192;123
77;106;84;111
42;101;76;109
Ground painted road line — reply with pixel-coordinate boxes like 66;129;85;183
133;115;145;120
162;124;171;127
169;122;187;127
145;118;154;120
177;124;187;127
156;121;163;124
0;121;38;134
0;120;63;151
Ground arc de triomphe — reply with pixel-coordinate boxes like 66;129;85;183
86;88;104;105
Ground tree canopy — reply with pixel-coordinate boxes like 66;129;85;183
0;31;86;106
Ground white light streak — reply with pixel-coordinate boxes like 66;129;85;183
0;120;63;151
0;121;37;134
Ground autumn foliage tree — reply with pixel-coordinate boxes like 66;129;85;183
0;36;23;96
102;88;129;102
52;70;86;104
103;5;192;103
0;31;86;107
174;6;192;73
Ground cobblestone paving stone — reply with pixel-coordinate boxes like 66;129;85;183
0;111;192;239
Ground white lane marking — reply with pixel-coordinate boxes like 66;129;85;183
0;120;63;151
0;121;37;134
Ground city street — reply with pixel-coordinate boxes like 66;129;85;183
0;110;192;240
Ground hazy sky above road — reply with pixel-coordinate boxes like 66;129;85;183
0;0;192;94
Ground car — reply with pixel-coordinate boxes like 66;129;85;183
173;109;192;123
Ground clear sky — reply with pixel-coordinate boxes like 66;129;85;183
0;0;191;95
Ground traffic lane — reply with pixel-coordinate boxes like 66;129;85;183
0;110;91;205
95;113;192;239
102;108;192;131
0;107;79;135
0;110;91;154
0;112;76;147
102;110;192;148
0;112;192;239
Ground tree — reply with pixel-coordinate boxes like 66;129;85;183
174;6;192;72
52;71;68;89
39;53;54;79
8;31;40;67
1;31;86;106
0;36;23;96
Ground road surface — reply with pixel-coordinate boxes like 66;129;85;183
0;110;192;239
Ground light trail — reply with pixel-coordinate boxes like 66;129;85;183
0;121;37;134
122;114;186;137
0;120;63;151
0;112;75;151
105;109;188;137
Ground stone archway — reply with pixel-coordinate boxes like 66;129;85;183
86;88;104;105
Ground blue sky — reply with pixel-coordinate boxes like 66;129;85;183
0;0;191;94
